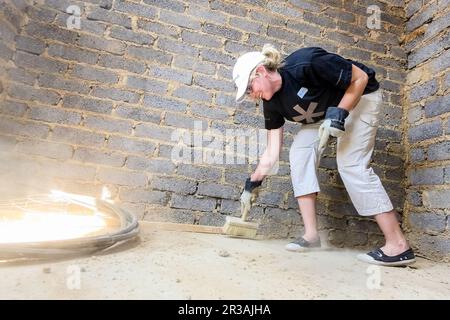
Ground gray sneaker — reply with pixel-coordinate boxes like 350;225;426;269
285;237;321;252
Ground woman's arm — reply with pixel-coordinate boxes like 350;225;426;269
337;64;369;112
250;127;283;181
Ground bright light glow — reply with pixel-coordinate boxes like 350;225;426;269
0;191;111;244
0;211;106;243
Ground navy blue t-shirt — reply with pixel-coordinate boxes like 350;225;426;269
263;47;380;130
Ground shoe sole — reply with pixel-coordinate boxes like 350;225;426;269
357;253;416;267
285;246;322;253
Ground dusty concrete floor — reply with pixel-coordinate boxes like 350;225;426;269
0;222;449;300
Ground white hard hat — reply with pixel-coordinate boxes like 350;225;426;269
232;51;265;102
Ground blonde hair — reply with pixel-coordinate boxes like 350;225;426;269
261;44;284;71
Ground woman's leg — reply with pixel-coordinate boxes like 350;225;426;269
297;193;320;242
288;123;322;249
336;91;412;257
375;210;409;255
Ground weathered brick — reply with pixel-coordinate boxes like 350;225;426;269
267;26;304;43
14;51;68;74
73;147;126;167
137;19;180;38
87;7;131;28
126;156;176;173
229;16;263;34
257;191;284;207
142;0;186;13
194;74;234;92
15;35;46;54
98;54;145;74
114;0;158;19
409;79;438;103
197;182;240;199
202;23;243;41
0;100;28;117
424;11;450;41
377;127;402;142
220;199;240;214
84;115;133;135
406;0;422;18
172;86;212;103
408;121;442;143
165;112;207;130
0;19;15;42
120;188;167;205
7;68;36;85
210;0;247;16
223;41;255;55
150;176;196;194
51;126;105;147
17;139;73;160
198;212;226;226
409;212;447;233
170;194;216;212
424;95;450;118
423;189;450;208
409;167;444;185
186;4;228;24
181;30;222;48
160;10;201;30
406;1;437;32
38;74;90;94
53;12;108;35
177;163;222;181
267;1;303;19
107;135;156;154
77;33;126;55
115;104;161;123
29;105;82;125
25;22;78;43
47;43;99;65
409;33;450;68
97;167;148;186
190;103;228;120
134;123;174;141
430;46;450;73
91;86;140;103
127;45;173;65
142;94;186;112
148;66;192;85
407;106;423;124
125;76;168;93
157;38;199;56
407;190;422;206
7;84;61;105
71;64;119;83
428;141;450;161
63;95;113;114
410;148;426;163
109;26;154;45
0;117;50;139
444;166;450;183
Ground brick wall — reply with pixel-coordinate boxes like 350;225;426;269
404;0;450;260
0;1;409;249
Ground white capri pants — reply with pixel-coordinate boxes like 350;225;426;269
289;91;393;216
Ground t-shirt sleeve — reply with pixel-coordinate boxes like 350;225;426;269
263;104;285;130
308;48;353;91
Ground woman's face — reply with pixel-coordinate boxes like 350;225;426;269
247;66;278;101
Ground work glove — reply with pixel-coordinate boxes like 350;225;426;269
318;107;349;154
240;178;262;219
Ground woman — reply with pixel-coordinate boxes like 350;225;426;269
233;44;415;266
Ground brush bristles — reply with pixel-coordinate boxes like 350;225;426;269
223;216;258;239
